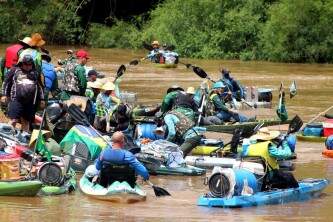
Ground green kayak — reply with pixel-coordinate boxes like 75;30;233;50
155;63;177;68
205;119;292;134
79;175;146;203
151;164;206;176
296;133;327;142
39;174;77;196
0;180;43;196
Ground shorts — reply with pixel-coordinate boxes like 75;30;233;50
7;100;36;122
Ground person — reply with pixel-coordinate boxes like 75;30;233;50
57;49;76;66
87;69;98;82
41;51;58;101
3;36;31;78
1;54;45;132
147;40;164;63
160;85;184;113
90;131;149;188
209;81;250;123
219;68;244;101
61;49;88;100
94;82;121;132
85;80;103;102
242;127;298;190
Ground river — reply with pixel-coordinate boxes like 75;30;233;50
0;45;332;221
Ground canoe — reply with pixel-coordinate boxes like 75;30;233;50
205;119;292;134
296;133;326;142
151;164;206;176
79;175;146;203
154;63;177;68
185;156;295;171
197;178;329;208
0;180;43;196
322;149;333;158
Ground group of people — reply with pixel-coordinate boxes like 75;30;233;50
146;40;179;65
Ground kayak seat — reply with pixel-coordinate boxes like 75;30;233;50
98;161;136;188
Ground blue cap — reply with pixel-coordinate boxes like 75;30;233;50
212;81;226;89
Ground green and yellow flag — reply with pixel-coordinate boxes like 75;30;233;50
35;129;52;161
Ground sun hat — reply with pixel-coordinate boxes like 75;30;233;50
87;81;103;89
151;40;160;46
76;49;90;59
167;85;184;94
29;130;52;147
18;37;32;46
30;33;45;47
102;82;115;91
250;127;280;141
186;87;195;95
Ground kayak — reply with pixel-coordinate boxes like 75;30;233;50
151;164;206;176
155;63;177;68
197;178;329;208
185;156;295;171
0;180;43;196
322;149;333;158
191;145;219;156
79;175;146;203
39;173;77;196
296;133;326;142
205;119;292;134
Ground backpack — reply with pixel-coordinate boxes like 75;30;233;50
13;68;38;104
63;61;79;93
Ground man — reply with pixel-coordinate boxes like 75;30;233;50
171;86;198;121
209;81;249;123
94;82;121;132
242;128;298;190
160;85;184;113
219;68;244;101
61;49;88;100
147;40;164;63
41;51;58;101
1;55;45;132
87;69;98;82
93;131;149;187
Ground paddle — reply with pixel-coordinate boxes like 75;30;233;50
300;105;333;131
113;59;139;83
67;104;171;197
277;115;303;147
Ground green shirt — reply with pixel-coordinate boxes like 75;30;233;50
75;64;87;96
85;88;94;100
210;93;229;112
161;91;178;113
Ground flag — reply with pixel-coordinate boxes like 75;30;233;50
277;83;288;121
289;80;297;99
35;129;52;161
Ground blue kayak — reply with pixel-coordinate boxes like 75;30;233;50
197;178;329;208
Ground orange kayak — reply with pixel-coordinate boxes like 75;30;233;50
322;149;333;158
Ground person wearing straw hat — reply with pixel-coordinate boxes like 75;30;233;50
241;127;298;190
170;86;198;121
93;82;121;132
41;50;58;101
29;129;61;156
147;40;164;63
85;80;103;102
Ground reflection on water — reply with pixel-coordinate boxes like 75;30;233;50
0;45;333;221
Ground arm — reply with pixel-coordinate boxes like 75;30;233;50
161;92;177;113
268;141;292;159
2;68;15;97
212;94;229;112
164;114;178;142
94;150;105;171
114;77;121;97
124;151;149;180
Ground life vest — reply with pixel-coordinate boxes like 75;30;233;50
62;61;79;93
42;61;56;91
99;161;136;188
5;44;23;68
168;110;195;139
244;141;279;171
174;91;194;110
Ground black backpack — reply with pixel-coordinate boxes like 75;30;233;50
14;68;38;104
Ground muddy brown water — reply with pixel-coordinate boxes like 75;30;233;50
0;45;333;221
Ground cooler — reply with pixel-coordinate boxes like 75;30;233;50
323;119;333;137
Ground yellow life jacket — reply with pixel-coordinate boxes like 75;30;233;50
245;141;279;171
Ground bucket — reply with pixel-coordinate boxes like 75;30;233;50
208;167;258;198
323;119;333;137
257;88;273;102
0;156;21;180
136;123;164;140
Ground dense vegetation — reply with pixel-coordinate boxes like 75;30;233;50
1;0;333;63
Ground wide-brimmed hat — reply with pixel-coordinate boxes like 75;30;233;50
29;130;52;147
76;49;89;59
167;85;184;94
102;82;115;91
30;33;45;47
18;37;32;46
87;81;103;89
63;95;88;112
151;40;159;46
250;127;280;141
186;87;195;95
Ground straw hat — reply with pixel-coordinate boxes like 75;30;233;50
102;82;115;91
151;40;159;46
87;81;103;89
29;130;51;147
30;33;45;47
18;37;32;46
63;95;88;112
250;127;280;141
186;87;195;95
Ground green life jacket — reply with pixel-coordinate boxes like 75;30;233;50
168;110;195;140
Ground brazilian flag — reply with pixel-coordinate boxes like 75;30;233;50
36;129;52;161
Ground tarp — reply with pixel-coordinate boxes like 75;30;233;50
60;125;107;160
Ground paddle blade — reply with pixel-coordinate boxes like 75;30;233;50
152;185;171;197
288;115;303;134
129;59;139;66
116;64;126;78
192;66;208;79
143;42;153;51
